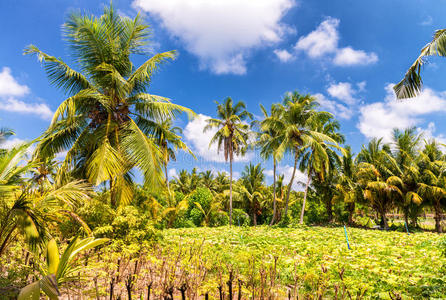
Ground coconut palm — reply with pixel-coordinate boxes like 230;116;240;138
392;128;423;226
357;138;401;229
26;5;193;207
204;97;252;225
0;143;92;257
298;114;344;224
239;163;265;226
151;119;194;194
394;29;446;98
200;170;215;192
257;103;283;225
418;140;446;233
0;127;14;146
263;91;339;220
334;146;360;225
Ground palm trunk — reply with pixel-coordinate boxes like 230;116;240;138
325;199;333;223
229;153;233;227
110;179;117;208
434;200;442;233
299;168;311;224
164;163;170;194
253;210;257;226
269;158;277;226
382;212;389;230
283;153;298;219
347;202;355;225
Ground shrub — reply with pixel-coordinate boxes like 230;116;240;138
232;209;250;226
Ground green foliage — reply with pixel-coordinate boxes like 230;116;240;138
232;208;250;226
162;226;446;298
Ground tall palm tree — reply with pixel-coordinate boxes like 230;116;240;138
204;97;252;226
239;163;265;226
26;5;193;207
298;114;344;224
257;103;283;225
151;119;194;194
392;128;423;226
263;91;339;220
394;29;446;98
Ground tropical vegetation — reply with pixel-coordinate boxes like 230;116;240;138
1;4;446;299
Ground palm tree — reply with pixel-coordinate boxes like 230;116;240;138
257;103;283;225
200;170;215;192
392;128;423;226
298;114;344;224
239;163;265;226
394;29;446;98
357;138;401;229
204;97;252;226
152;119;194;194
334;146;360;225
418;140;446;233
26;5;193;207
0;143;92;257
263;91;339;221
0;127;14;145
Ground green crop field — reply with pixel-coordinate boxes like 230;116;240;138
158;226;446;299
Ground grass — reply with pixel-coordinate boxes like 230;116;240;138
160;225;446;298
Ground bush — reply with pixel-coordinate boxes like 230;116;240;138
209;211;229;227
232;209;250;226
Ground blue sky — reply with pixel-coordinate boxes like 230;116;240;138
1;0;446;185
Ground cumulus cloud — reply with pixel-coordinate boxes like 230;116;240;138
183;114;253;162
132;0;295;74
0;67;29;97
333;47;378;66
314;81;365;120
295;17;339;58
294;17;377;66
0;98;53;120
274;49;294;62
314;93;353;120
358;84;446;142
327;81;357;105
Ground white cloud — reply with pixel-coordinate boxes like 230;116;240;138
295;17;339;58
313;80;365;120
0;137;36;155
183;114;253;162
314;93;353;120
0;137;27;149
274;49;294;62
133;0;295;74
358;84;446;142
0;67;29;97
0;98;53;120
168;168;178;179
294;17;378;66
333;47;378;66
265;164;307;191
327;81;357;105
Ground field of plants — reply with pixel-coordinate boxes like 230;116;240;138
157;226;446;299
